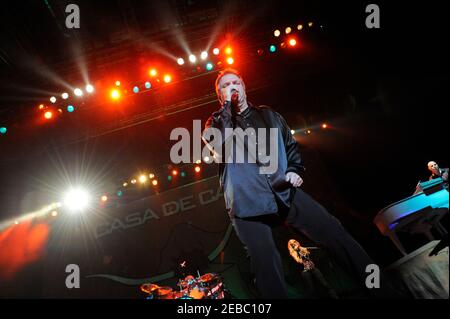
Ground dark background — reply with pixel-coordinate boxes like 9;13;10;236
0;0;448;269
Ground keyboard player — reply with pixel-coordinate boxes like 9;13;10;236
414;161;448;194
428;161;448;187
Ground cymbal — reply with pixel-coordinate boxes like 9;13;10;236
199;273;218;283
154;286;173;296
140;283;160;294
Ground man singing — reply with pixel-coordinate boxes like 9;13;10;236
202;68;375;298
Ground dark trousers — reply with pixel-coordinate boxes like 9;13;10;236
231;188;374;298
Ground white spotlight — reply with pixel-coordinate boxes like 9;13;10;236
189;54;197;63
200;51;208;60
63;188;90;212
139;175;147;184
61;93;69;99
50;96;57;103
74;88;83;96
86;84;94;93
177;58;185;65
213;48;220;55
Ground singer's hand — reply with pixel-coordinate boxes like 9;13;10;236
286;172;303;188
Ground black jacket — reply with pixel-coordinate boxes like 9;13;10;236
203;101;305;218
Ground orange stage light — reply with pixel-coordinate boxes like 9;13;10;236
44;111;53;119
149;69;157;77
322;123;328;129
194;166;201;173
226;57;234;65
152;180;158;186
225;47;232;55
111;89;120;100
172;170;178;176
163;74;172;83
288;38;297;47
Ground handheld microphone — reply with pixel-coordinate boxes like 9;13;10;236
231;91;238;102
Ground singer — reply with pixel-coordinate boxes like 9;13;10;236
202;68;377;298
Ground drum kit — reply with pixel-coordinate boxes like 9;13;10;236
141;272;229;299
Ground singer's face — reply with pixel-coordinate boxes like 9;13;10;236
218;73;246;104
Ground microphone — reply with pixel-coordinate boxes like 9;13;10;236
231;90;238;103
222;90;238;107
